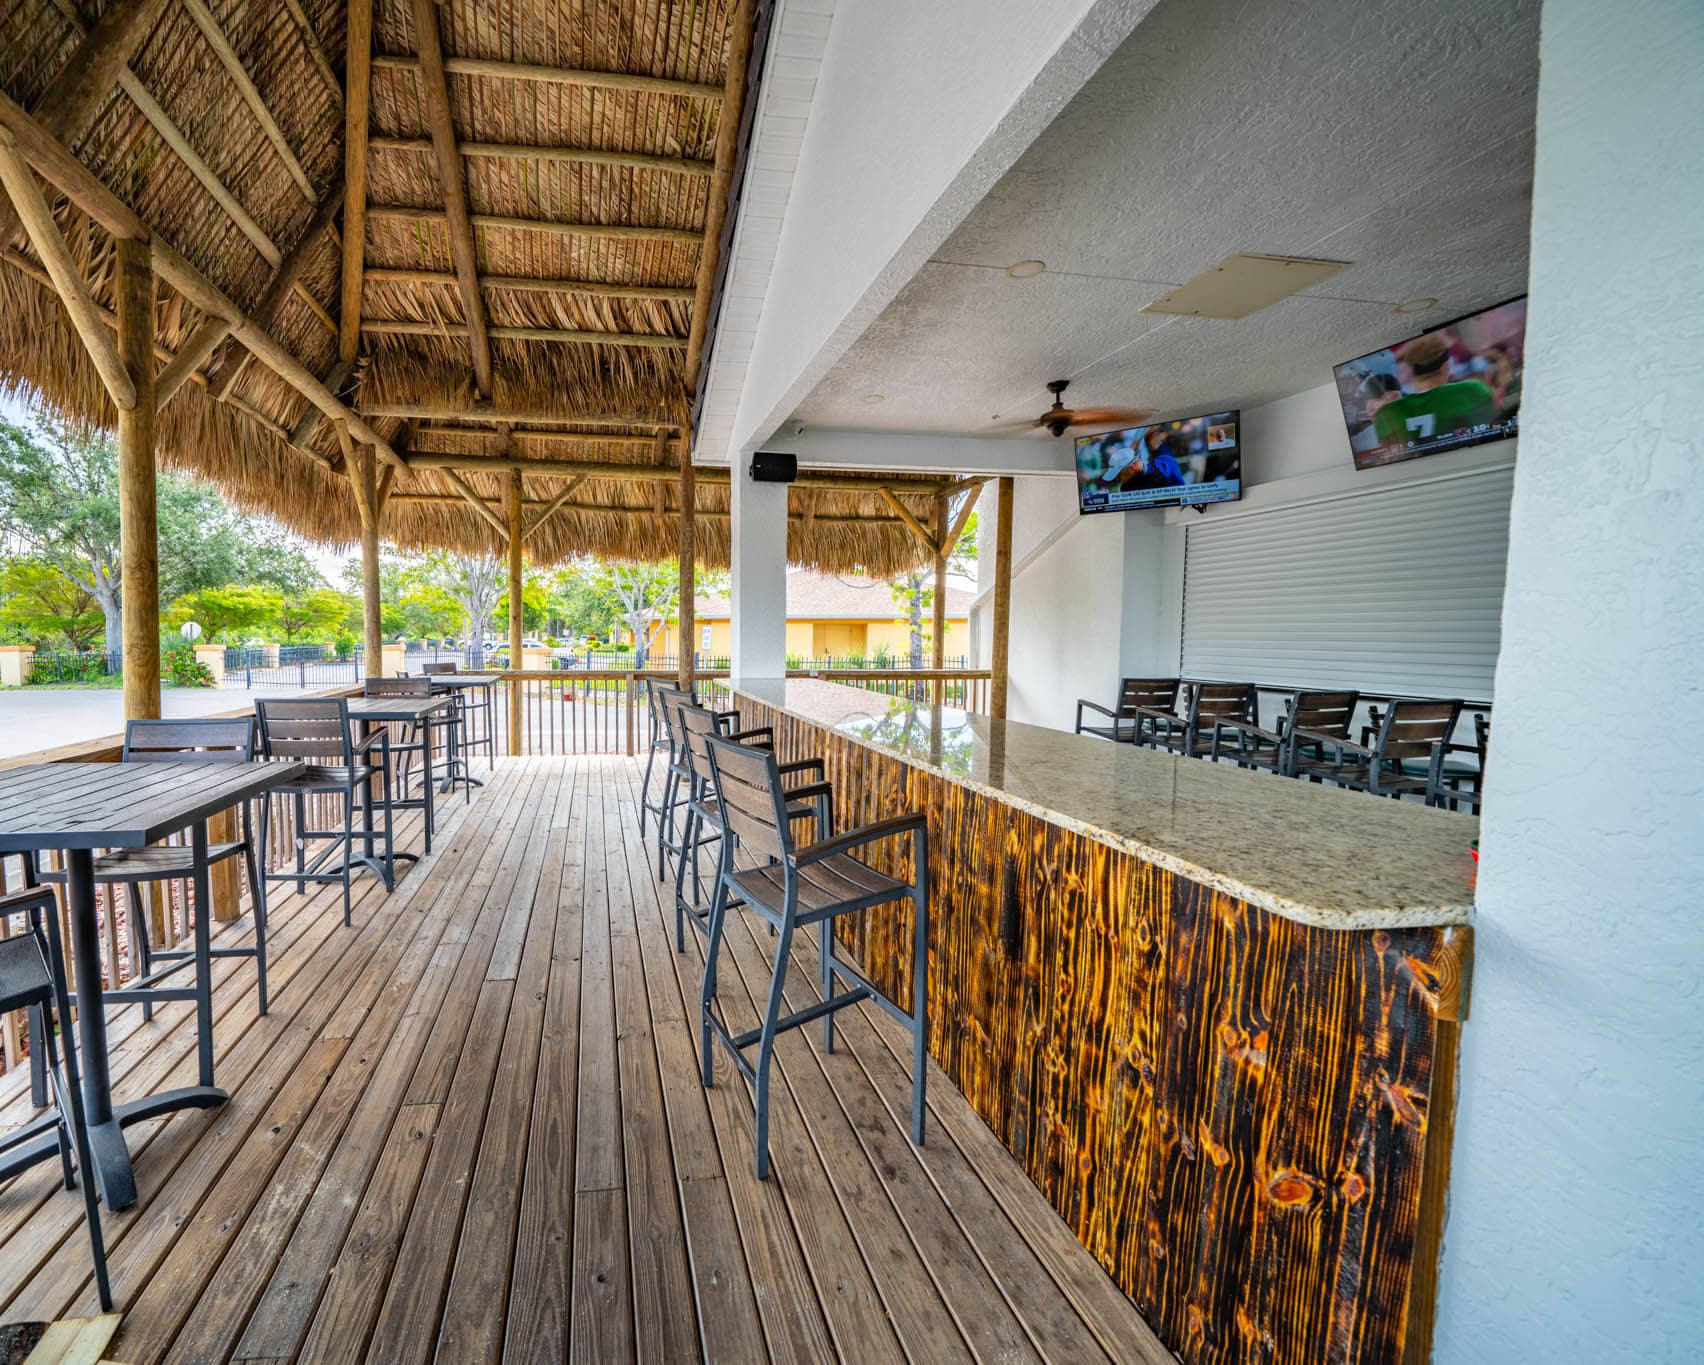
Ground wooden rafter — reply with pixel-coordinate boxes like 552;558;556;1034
367;205;702;246
403;449;965;495
370;53;723;102
341;0;372;367
0;129;135;408
362;267;693;302
386;493;894;528
279;0;340;100
412;426;659;448
525;475;586;539
290;356;354;450
361;319;683;349
438;467;510;541
210;176;345;399
367;137;713;178
686;0;754;391
155;313;231;408
878;486;939;556
409;0;492;398
364;398;676;425
943;484;980;556
178;0;315;199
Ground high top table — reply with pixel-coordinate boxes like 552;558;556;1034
0;759;302;1208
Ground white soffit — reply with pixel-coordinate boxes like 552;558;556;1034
1140;254;1350;319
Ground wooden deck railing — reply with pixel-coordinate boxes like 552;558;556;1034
495;667;992;757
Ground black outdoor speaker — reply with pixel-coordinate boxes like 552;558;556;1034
749;450;797;483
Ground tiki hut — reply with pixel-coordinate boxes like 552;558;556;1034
0;0;970;702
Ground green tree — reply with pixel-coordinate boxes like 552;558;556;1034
495;574;549;634
891;498;979;667
550;557;727;668
167;585;283;641
0;558;104;651
275;588;350;643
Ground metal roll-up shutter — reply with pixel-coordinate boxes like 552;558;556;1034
1180;464;1514;698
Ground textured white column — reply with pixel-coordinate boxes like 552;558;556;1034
729;457;789;677
1435;4;1704;1359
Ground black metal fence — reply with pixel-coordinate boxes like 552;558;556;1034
22;649;123;683
221;644;364;688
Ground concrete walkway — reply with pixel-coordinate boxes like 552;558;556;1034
0;684;300;759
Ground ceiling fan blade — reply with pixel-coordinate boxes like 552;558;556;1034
1060;406;1155;427
984;416;1047;435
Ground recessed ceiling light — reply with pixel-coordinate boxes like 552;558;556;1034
861;393;885;404
1006;260;1045;279
1393;297;1438;314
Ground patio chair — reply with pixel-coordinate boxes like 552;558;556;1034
700;733;929;1180
1074;677;1180;743
35;718;273;1022
1141;681;1258;757
0;883;111;1309
647;683;701;878
671;698;829;951
1295;699;1465;800
425;661;496;772
1428;710;1490;813
366;675;464;813
1212;689;1360;776
255;698;395;924
639;678;682;844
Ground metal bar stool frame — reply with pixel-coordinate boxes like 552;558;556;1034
699;732;931;1179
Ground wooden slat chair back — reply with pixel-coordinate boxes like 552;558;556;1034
1076;676;1181;743
254;698;355;765
1281;690;1362;778
699;730;930;1180
1297;698;1465;799
1380;701;1465;761
420;662;459;675
364;676;429;696
121;717;254;763
1145;681;1256;757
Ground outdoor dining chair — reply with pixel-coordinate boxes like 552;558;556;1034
1212;689;1360;776
36;718;272;1016
1074;677;1180;743
254;698;395;924
1295;698;1465;800
366;675;465;805
1140;681;1258;757
670;698;828;951
648;683;699;878
699;732;930;1180
0;882;111;1310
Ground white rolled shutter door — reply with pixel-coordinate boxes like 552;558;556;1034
1180;465;1513;698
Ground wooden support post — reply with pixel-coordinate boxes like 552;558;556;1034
506;470;524;755
341;0;371;368
344;436;382;678
678;443;696;690
116;235;160;721
990;477;1013;721
930;493;948;674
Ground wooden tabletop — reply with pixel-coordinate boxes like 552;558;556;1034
345;696;454;721
0;761;305;852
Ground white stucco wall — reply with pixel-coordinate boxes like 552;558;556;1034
1434;4;1704;1359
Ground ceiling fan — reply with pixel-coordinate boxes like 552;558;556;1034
990;379;1153;438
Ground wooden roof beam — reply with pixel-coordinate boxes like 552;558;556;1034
155;313;231;408
408;0;492;398
210;176;344;399
367;136;712;178
361;318;683;349
404;449;964;495
525;475;586;539
362;267;693;302
367;205;702;246
686;0;754;392
370;53;723;102
341;0;372;367
412;426;659;447
437;467;509;541
0;130;135;408
363;398;677;426
280;0;341;100
878;486;939;556
387;491;904;529
178;0;315;199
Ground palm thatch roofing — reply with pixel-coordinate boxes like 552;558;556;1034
0;0;971;577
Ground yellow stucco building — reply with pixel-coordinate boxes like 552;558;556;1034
652;569;973;663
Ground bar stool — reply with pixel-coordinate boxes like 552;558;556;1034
366;676;462;816
0;883;112;1309
649;684;698;879
670;699;828;950
699;733;931;1179
638;679;675;843
36;719;272;1031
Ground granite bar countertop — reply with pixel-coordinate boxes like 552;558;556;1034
728;677;1478;931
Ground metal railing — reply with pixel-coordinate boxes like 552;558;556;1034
22;649;123;684
494;667;993;757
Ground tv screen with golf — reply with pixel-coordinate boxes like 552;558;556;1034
1334;296;1526;469
1073;411;1242;514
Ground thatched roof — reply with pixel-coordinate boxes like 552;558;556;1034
0;0;968;577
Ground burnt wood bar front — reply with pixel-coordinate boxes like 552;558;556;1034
727;677;1477;1365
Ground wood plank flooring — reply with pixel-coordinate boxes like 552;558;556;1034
0;757;1171;1364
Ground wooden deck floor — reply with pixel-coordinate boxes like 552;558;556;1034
0;757;1170;1364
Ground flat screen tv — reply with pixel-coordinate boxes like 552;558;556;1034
1073;410;1241;514
1334;296;1526;469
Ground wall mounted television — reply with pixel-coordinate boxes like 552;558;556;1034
1334;296;1527;469
1073;410;1241;514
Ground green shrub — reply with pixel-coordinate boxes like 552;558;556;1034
162;637;215;688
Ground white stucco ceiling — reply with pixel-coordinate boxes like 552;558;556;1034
790;0;1541;435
